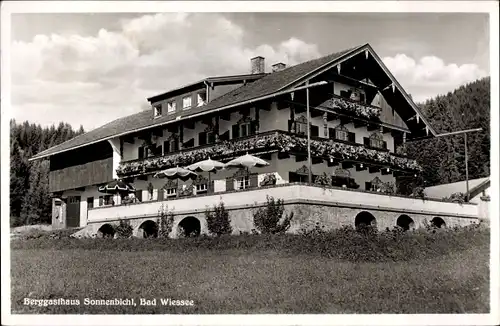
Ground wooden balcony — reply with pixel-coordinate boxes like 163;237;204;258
116;130;422;178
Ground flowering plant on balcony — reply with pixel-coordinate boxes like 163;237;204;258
116;131;422;177
327;97;381;120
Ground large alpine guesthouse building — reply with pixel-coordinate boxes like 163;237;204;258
30;43;484;238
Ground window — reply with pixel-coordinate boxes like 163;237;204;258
165;188;177;197
138;146;144;159
153;104;162;117
163;139;179;154
167;101;176;113
196;183;207;193
197;92;207;107
335;126;349;141
235;176;250;190
369;132;385;149
87;197;94;209
240;122;251;138
183;96;192;109
295;120;307;135
104;195;114;206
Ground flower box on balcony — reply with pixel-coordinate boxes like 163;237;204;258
116;130;422;177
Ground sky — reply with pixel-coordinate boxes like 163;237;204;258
10;12;490;131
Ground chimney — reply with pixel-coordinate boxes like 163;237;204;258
251;56;265;74
272;62;286;73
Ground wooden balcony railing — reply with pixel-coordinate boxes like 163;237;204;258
116;130;422;177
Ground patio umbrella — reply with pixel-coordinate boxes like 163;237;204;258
186;157;225;191
224;153;270;170
224;153;270;189
98;179;136;194
154;166;198;193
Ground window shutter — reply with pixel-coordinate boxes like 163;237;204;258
157;189;164;201
363;137;370;146
226;177;234;191
311;125;319;137
329;128;335;139
348;132;356;143
199;132;207;146
183;138;194;148
220;130;230;141
232;124;239;139
249;173;258;189
288;120;294;132
208;132;216;144
173;139;179;152
138;147;144;159
383;141;387;149
163;141;170;154
250;121;258;135
135;190;142;202
99;196;103;206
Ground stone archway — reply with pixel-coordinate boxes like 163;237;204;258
430;217;446;228
396;214;415;231
97;224;115;238
138;220;159;238
178;216;201;238
355;211;377;231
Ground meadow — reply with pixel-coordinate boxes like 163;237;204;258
10;225;490;314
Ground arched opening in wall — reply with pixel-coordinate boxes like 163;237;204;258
139;220;159;238
430;217;446;228
396;215;415;231
355;211;377;232
178;216;201;238
97;224;115;238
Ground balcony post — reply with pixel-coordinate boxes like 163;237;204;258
306;81;312;185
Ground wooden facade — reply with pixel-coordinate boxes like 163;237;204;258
49;157;113;193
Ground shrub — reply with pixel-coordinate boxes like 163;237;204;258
253;196;294;234
157;204;175;238
410;186;426;200
260;173;277;186
442;192;466;204
314;173;331;187
205;202;232;237
299;221;327;237
115;220;133;238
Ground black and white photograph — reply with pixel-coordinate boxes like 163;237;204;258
1;1;498;325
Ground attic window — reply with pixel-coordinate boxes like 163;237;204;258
197;92;207;107
153;104;162;117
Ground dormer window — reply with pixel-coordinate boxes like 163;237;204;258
183;96;192;110
167;101;176;114
197;92;207;107
153;104;162;117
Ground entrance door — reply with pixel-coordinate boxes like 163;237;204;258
66;196;81;227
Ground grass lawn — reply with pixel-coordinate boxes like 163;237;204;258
10;227;490;314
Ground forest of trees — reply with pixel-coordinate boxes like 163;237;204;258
10;120;85;227
398;77;491;193
9;77;490;226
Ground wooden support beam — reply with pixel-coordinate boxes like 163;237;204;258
327;158;339;167
353;120;366;129
259;153;272;160
295;155;307;163
341;161;353;169
278;152;290;159
219;112;231;121
122;135;135;144
355;164;367;171
183;120;195;130
312;157;323;165
381;168;392;175
311;109;323;118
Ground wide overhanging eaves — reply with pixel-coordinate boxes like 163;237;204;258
280;43;438;139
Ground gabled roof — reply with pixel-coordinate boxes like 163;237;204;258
30;43;435;161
